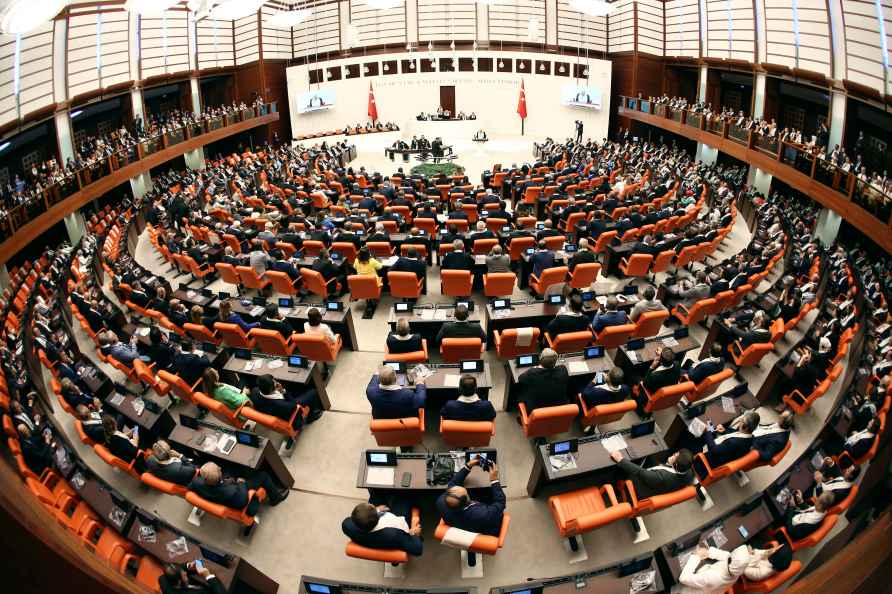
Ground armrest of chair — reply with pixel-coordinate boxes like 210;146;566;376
518;402;531;427
601;484;620;507
693;452;714;480
674;303;690;318
421;339;429;360
618;479;640;508
620;257;630;269
576;393;590;417
730;341;743;358
785;390;807;406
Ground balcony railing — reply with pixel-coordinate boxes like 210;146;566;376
0;103;277;242
617;96;892;234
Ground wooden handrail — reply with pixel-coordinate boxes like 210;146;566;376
617;97;892;253
0;111;279;265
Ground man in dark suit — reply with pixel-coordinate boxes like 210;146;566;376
568;238;597;272
441;240;475;271
546;293;592;338
609;448;694;498
728;312;771;348
261;303;296;339
581;367;629;409
366;366;426;419
311;249;345;296
535;219;562;241
783;492;833;541
700;411;758;468
342;499;423;556
682;343;725;385
159;563;227;594
591;297;631;334
640;347;681;394
529;240;556;280
436;458;505;536
441;376;496;422
391;246;427;280
469;220;495;247
188;462;287;515
172;340;212;386
145;440;198;486
436;304;486;346
517;348;570;412
75;406;106;443
750;410;794;461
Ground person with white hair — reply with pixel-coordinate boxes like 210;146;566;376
672;543;752;593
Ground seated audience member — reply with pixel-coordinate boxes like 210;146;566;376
17;423;55;476
342;499;423;556
581;367;630;409
101;415;142;467
517;348;570;412
843;419;880;460
609;448;694;498
190;305;216;330
218;300;260;332
591;296;631;334
353;247;383;288
391;246;427;280
728;310;772;347
311;249;345;296
366;365;426;419
147;326;176;371
59;377;100;410
260;303;295;340
75;405;106;443
630;286;667;322
792;461;859;508
699;411;759;469
546;292;592;338
673;544;751;593
530;240;556;279
188;462;288;513
158;562;226;594
666;270;710;309
436;457;505;536
250;373;322;426
782;492;834;541
145;440;198;486
751;410;794;460
99;330;144;365
486;245;511;273
742;543;793;582
441;375;497;422
172;340;212;386
202;368;252;411
387;318;424;354
441;240;474;271
304;307;337;343
640;347;681;394
682;343;725;384
568;238;596;271
436;304;486;345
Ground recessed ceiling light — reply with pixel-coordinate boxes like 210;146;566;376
569;0;614;17
125;0;180;15
498;60;504;68
265;8;313;28
210;0;266;21
0;0;67;35
538;62;545;72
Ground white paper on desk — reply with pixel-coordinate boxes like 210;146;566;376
677;551;694;572
629;570;657;594
132;398;145;416
601;434;629;453
138;326;150;337
267;359;284;369
627;350;638;363
420;309;435;320
243;360;255;371
366;467;395;486
250;305;265;317
186;290;197;299
200;434;218;452
662;337;679;348
721;396;736;414
443;374;460;388
687;417;707;438
567;361;590;374
109;393;125;406
705;526;728;548
549;453;578;472
596;295;608;306
434;309;449;320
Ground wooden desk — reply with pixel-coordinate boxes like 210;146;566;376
386;303;484;346
69;464;134;533
526;425;668;497
229;298;359;351
612;334;701;384
104;391;175;446
356;450;505;492
494;557;664;594
504;351;615;411
766;447;825;518
168;423;294;488
395;362;493;403
658;497;775;585
222;355;330;410
172;288;217;309
664;385;760;449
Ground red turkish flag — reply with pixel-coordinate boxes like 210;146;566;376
517;79;528;119
367;82;378;122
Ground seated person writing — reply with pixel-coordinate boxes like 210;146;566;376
436;457;505;536
634;347;681;412
517;348;570;412
188;462;288;514
342;498;423;556
630;286;667;322
387;318;424;354
146;440;198;486
304;307;337;343
366;365;426;419
581;367;630;409
441;375;496;422
75;405;105;443
741;542;793;582
218;300;260;332
591;296;631;335
609;448;694;498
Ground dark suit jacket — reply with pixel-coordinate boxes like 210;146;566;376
146;456;198;486
441;251;475;271
642;362;681;393
704;431;753;467
581;384;629;408
158;575;226;594
341;517;423;556
436;321;486;345
546;313;592;338
441;399;496;422
530;251;556;278
592;310;630;334
261;316;295;339
753;427;790;461
685;357;724;385
386;333;424;354
391;257;426;280
188;475;249;509
435;466;506;536
366;376;426;419
617;459;693;499
173;352;212;386
568;249;596;271
518;366;570;411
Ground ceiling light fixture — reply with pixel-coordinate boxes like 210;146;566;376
568;0;614;17
0;141;10;153
366;0;402;9
519;62;525;70
125;0;180;15
0;0;67;34
409;61;415;70
538;62;545;72
383;63;389;72
498;60;504;68
70;110;83;118
428;40;433;52
265;8;313;28
210;0;266;21
558;64;565;73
